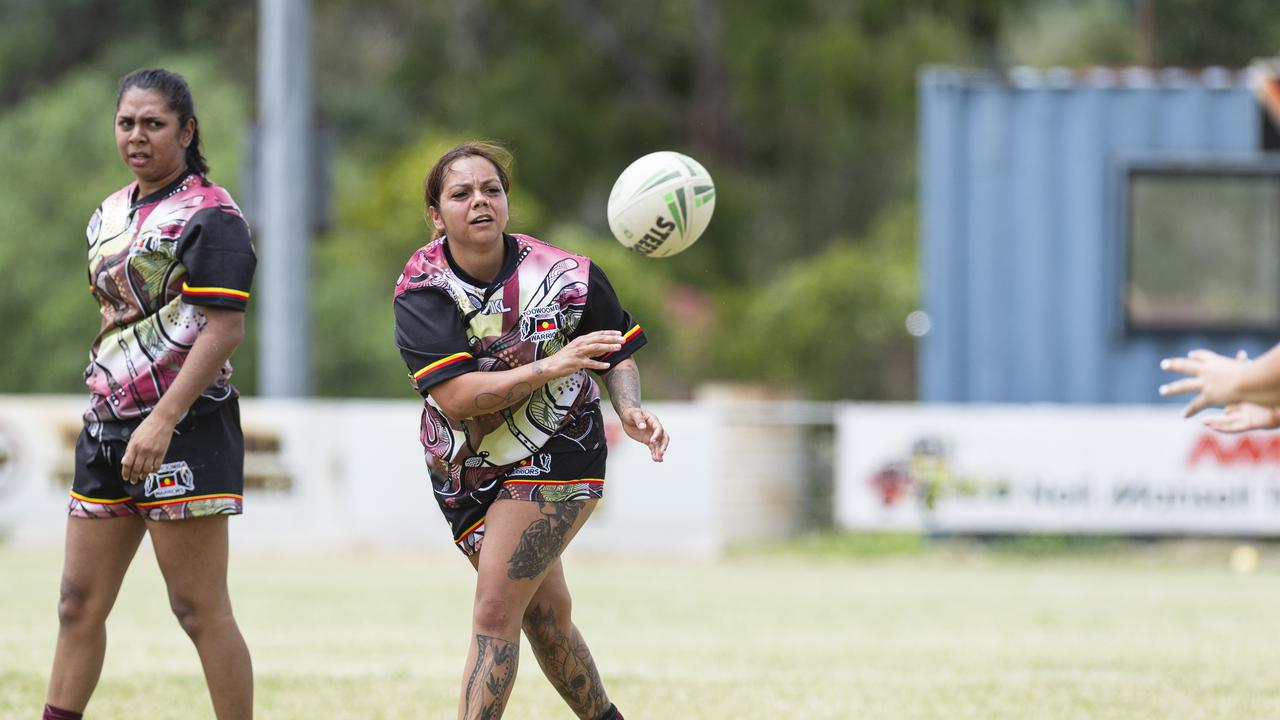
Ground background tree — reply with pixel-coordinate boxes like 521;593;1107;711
5;0;1278;400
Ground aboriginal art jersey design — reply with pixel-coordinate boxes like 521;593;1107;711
83;172;255;430
393;233;645;469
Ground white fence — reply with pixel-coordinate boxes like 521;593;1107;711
4;397;1276;555
0;394;824;557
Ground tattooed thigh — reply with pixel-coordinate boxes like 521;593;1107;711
507;502;584;580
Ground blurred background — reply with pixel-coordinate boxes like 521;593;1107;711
7;1;1280;717
9;0;1276;403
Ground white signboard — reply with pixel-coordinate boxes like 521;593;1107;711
836;404;1280;535
0;396;721;557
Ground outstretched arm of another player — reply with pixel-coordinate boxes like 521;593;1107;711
1160;344;1280;417
605;357;667;462
1202;402;1280;434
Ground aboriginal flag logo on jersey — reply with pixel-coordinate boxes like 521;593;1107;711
520;306;564;343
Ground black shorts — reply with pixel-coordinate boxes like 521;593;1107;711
69;399;245;521
431;403;607;555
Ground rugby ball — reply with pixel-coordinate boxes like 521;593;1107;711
606;151;715;257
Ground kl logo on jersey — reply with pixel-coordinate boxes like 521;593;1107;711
520;306;564;342
144;461;195;499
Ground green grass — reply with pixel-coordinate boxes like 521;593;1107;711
4;539;1280;719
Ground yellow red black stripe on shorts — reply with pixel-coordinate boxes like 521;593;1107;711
454;516;486;546
70;490;131;505
135;492;243;509
500;478;605;487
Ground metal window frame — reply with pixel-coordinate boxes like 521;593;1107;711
1117;154;1280;337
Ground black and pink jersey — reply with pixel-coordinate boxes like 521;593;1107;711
394;233;645;468
83;172;255;430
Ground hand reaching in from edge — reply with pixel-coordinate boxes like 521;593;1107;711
1159;349;1249;417
1203;402;1280;434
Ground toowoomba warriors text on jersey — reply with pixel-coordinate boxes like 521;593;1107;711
393;233;645;469
83;173;256;430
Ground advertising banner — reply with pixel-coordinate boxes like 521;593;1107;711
836;404;1280;535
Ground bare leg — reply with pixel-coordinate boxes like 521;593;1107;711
45;515;147;712
522;558;613;719
148;516;253;720
457;499;595;720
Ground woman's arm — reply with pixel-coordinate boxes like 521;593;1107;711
604;356;668;462
120;307;245;482
429;330;623;419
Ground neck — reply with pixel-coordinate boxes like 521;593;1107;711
449;237;505;284
136;165;188;198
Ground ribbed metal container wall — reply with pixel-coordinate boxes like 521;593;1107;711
919;65;1272;403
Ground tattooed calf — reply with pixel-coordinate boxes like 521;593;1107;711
523;604;610;718
463;633;518;720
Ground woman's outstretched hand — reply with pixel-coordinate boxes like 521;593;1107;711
619;407;668;462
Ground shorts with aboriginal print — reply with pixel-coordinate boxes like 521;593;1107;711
429;402;607;555
69;399;245;521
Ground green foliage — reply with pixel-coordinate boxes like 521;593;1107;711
1000;0;1134;66
0;55;248;394
715;204;920;399
1147;0;1280;66
9;1;1279;400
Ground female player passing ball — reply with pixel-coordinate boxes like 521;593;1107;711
393;141;668;719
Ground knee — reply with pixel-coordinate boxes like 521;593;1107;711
56;575;103;628
522;594;572;642
56;571;116;627
473;592;523;637
169;593;229;640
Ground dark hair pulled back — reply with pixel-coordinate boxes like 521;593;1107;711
116;68;210;178
423;141;512;238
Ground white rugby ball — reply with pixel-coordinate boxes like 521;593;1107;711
606;151;715;257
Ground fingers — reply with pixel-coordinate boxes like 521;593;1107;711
1204;415;1247;433
565;331;623;369
1183;393;1210;418
1161;349;1240;376
121;433;168;484
120;445;151;484
1158;378;1202;397
1187;348;1222;363
638;411;668;462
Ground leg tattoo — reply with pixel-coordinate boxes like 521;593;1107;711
523;604;611;719
507;502;583;580
463;634;518;720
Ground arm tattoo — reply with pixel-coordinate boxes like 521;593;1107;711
605;362;641;414
475;382;533;411
522;604;611;718
507;501;583;579
463;633;518;720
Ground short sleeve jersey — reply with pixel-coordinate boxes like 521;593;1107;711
393;233;645;468
84;172;256;428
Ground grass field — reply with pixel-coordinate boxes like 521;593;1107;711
4;537;1280;719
